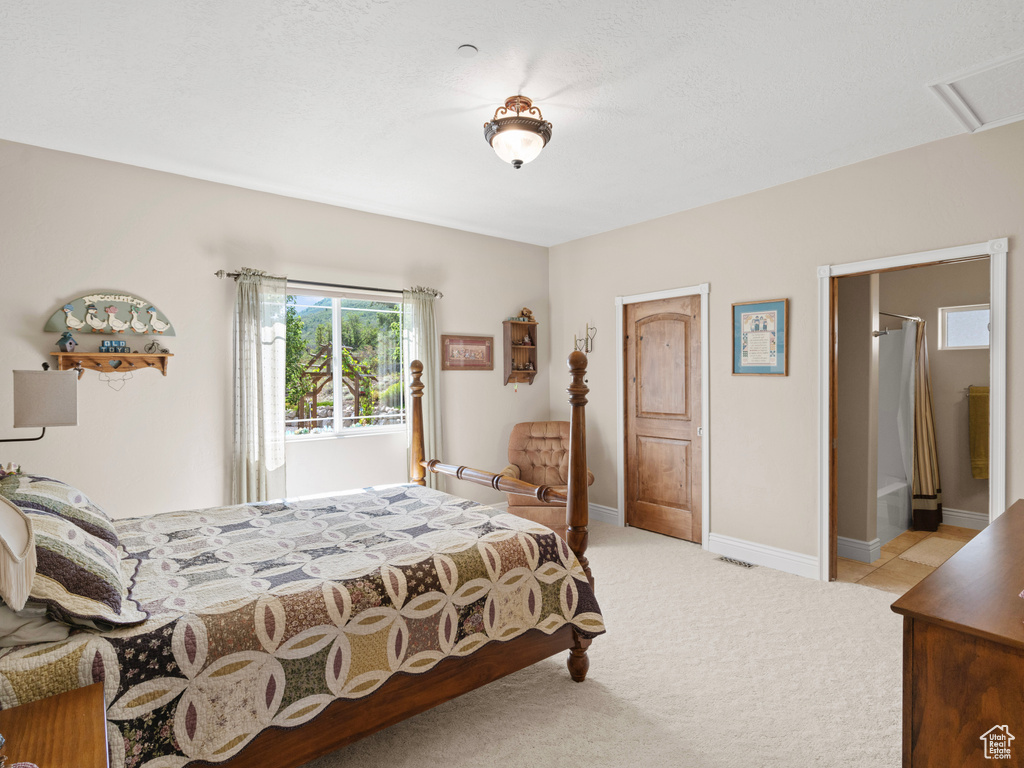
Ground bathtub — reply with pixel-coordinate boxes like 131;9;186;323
877;473;911;547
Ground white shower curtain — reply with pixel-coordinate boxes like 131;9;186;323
896;320;917;496
232;268;288;503
403;287;443;490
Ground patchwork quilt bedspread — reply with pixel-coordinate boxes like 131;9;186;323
0;485;604;767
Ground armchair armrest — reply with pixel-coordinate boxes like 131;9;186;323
499;464;521;480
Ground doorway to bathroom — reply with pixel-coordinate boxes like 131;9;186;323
818;238;1008;587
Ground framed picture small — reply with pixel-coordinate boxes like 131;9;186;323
441;335;494;371
732;299;788;376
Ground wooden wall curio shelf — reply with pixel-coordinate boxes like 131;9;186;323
52;352;173;379
503;320;538;385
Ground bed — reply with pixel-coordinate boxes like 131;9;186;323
0;351;602;768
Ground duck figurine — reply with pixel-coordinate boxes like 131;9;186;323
129;307;149;334
106;306;129;333
84;304;108;332
147;307;170;334
62;303;86;330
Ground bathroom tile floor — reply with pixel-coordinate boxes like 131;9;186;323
836;524;981;596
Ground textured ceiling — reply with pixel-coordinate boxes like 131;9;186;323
1;1;1022;246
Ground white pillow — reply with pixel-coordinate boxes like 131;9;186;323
0;495;37;610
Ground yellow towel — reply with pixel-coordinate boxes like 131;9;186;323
968;386;989;480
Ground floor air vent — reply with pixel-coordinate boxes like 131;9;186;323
717;556;756;568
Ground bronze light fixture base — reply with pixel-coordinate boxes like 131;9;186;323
484;95;553;168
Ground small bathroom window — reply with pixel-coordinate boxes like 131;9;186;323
938;304;990;350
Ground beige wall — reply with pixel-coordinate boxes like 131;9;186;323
879;259;990;515
2;118;1020;556
548;120;1023;557
836;274;878;542
0;140;548;517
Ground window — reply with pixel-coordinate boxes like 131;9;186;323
285;291;404;437
938;304;990;350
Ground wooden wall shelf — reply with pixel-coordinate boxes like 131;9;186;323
503;320;538;385
52;352;173;379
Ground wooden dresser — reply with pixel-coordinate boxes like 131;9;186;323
0;682;108;767
891;500;1024;767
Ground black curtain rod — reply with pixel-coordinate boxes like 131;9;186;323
215;270;403;296
288;278;403;296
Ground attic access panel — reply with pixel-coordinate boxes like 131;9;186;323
929;50;1024;133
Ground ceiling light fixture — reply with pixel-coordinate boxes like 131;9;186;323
483;95;552;169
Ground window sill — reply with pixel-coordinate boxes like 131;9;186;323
286;424;406;442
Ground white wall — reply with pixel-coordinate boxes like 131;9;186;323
836;274;878;543
548;120;1024;557
0;140;549;517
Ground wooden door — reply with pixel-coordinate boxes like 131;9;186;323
625;295;702;542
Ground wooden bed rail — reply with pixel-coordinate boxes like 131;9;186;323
422;460;570;503
409;351;592;591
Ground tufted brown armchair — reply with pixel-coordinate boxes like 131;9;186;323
498;421;595;539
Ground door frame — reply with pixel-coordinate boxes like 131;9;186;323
616;283;710;547
817;238;1008;581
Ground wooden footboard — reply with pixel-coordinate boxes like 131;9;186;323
410;350;593;588
410;350;594;683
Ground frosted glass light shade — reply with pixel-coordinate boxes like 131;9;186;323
13;370;78;428
484;96;553;169
491;129;546;166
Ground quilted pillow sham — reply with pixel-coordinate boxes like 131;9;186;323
0;472;119;548
0;473;147;628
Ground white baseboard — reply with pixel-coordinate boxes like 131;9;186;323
487;500;620;526
837;536;882;564
707;532;819;580
588;503;619;525
943;507;989;530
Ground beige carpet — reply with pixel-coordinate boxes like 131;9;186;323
899;536;965;567
306;522;902;768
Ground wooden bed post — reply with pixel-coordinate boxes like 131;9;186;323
565;350;593;683
565;350;592;586
410;360;426;486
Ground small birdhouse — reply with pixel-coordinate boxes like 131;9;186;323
56;332;77;353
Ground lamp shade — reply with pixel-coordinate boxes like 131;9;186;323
484;95;553;169
490;128;547;167
13;370;78;428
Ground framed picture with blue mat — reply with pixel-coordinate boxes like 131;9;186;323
733;298;788;376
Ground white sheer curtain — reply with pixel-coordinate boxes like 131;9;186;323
232;268;288;503
403;287;443;490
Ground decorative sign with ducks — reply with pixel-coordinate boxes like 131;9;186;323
43;291;175;336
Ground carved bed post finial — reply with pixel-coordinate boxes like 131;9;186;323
410;360;426;486
564;350;593;683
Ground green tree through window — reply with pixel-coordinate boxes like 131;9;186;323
285;294;404;436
